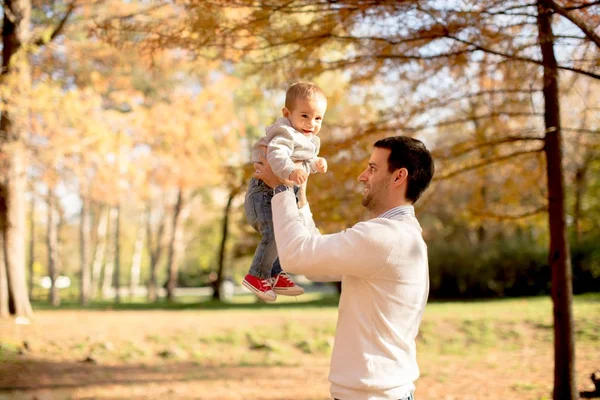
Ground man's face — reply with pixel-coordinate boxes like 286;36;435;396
358;147;393;213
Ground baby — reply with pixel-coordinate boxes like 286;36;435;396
242;82;328;302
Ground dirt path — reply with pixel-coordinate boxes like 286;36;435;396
0;308;598;400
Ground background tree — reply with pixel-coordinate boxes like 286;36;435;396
1;0;35;318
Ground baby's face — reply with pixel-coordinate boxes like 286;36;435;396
283;96;327;137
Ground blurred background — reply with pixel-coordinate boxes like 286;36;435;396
1;0;598;307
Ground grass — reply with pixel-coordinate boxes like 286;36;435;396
16;293;600;364
30;292;340;311
1;293;598;399
24;293;600;358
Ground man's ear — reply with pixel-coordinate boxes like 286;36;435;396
282;107;290;118
393;168;408;186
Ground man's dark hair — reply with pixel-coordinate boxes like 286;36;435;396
374;136;435;203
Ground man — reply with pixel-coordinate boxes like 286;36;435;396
254;136;434;400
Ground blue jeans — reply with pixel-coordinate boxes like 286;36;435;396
244;178;286;279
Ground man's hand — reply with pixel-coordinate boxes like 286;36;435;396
296;180;308;208
254;155;308;208
289;168;308;185
254;154;289;188
315;157;328;173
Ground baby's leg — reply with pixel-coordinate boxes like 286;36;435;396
243;181;278;302
245;184;278;279
270;258;283;278
248;222;278;279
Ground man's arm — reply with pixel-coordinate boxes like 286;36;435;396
290;195;340;283
271;191;387;279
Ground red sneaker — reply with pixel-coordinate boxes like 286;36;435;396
242;274;277;302
271;272;304;296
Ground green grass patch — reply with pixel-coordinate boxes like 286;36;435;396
31;292;340;311
511;382;537;391
0;341;21;360
19;293;600;368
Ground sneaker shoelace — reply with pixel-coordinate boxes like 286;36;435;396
276;273;293;286
260;279;273;290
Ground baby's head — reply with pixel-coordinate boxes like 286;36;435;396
282;82;327;137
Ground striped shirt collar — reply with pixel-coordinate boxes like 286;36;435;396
377;205;415;219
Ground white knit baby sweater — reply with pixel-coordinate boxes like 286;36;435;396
272;192;429;400
251;117;321;180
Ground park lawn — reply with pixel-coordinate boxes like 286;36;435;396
0;293;598;400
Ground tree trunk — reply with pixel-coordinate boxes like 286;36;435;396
165;188;185;302
537;2;576;399
129;218;145;300
101;207;116;299
146;204;165;303
91;205;108;299
0;232;8;318
47;191;60;307
114;204;121;303
79;192;91;305
572;92;591;246
0;0;33;319
470;94;488;244
28;193;35;296
213;189;236;301
572;164;587;245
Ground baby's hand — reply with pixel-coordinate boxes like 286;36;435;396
315;157;328;173
289;168;308;185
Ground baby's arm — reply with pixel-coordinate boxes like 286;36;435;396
267;128;301;180
309;157;327;173
289;169;308;185
306;135;326;173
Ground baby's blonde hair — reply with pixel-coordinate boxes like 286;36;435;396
285;82;327;110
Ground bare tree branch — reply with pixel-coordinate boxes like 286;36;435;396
434;148;544;180
93;3;169;22
470;206;548;220
555;34;588;40
547;0;600;49
402;112;544;133
377;89;542;122
328;112;545;151
484;1;537;14
434;135;545;160
563;127;600;134
33;2;76;47
564;1;600;10
447;34;600;80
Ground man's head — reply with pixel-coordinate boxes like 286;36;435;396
282;82;327;137
358;136;434;215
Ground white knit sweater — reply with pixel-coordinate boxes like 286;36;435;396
251;117;321;180
272;191;429;400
